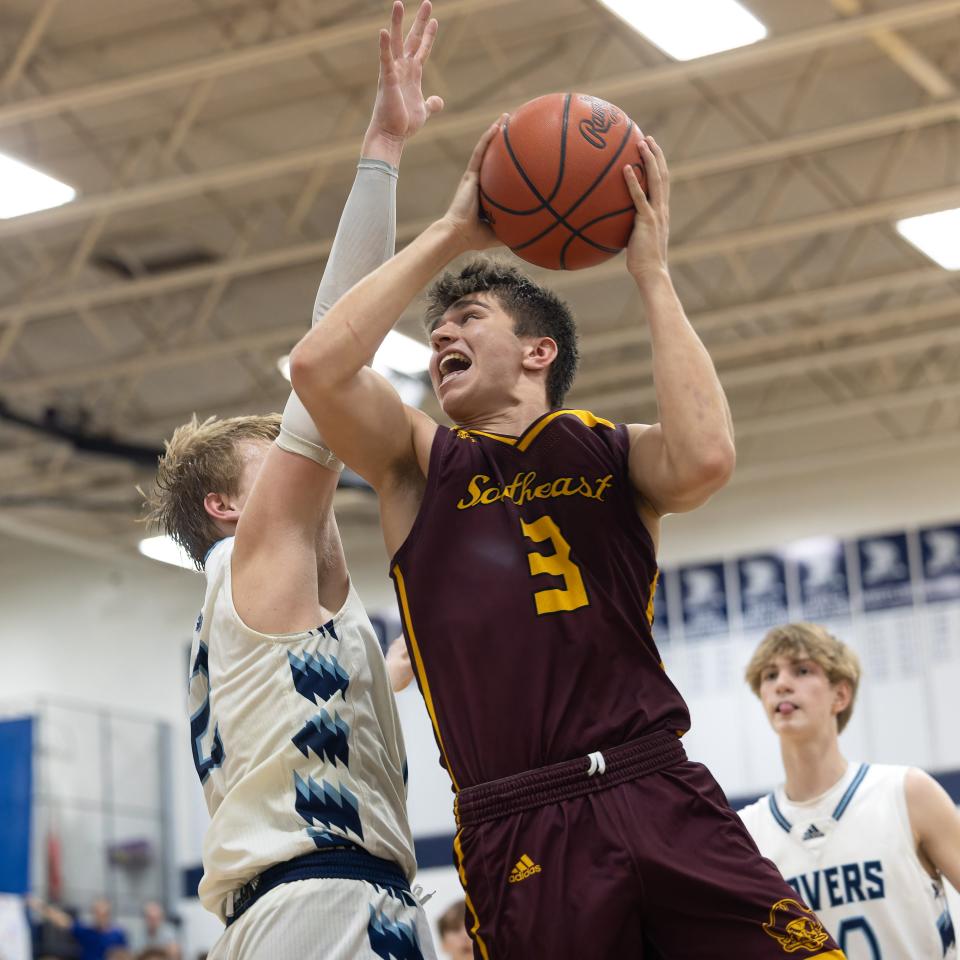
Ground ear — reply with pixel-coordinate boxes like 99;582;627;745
520;336;558;372
831;679;852;717
203;491;241;526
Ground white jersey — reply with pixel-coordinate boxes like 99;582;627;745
740;763;956;959
189;537;416;922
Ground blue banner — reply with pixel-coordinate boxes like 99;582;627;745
793;538;850;619
679;562;729;639
857;532;914;611
738;553;788;630
0;716;33;894
920;523;960;602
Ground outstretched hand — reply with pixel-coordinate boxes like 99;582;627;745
622;135;671;284
364;1;444;158
440;115;505;252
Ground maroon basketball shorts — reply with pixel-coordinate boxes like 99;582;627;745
453;730;845;960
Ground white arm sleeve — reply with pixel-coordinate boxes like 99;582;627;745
278;157;399;469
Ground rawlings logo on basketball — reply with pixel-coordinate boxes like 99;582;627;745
762;899;829;953
577;96;621;149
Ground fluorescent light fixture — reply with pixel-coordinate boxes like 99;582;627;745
372;330;432;377
138;535;196;571
598;0;767;61
895;208;960;270
279;349;426;407
278;331;431;383
0;151;75;218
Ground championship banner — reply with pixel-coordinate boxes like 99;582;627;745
679;561;729;640
856;532;914;612
919;523;960;603
792;538;850;619
737;553;788;630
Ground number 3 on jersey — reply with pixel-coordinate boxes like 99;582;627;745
521;515;589;615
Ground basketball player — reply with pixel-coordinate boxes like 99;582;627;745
287;121;844;956
740;622;959;958
142;4;443;958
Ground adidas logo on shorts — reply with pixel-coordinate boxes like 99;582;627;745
508;854;542;883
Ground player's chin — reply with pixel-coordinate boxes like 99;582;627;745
435;376;474;419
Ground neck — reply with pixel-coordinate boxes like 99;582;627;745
780;728;848;803
454;397;552;436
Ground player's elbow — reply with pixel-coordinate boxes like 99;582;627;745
289;336;336;400
674;439;736;505
698;437;736;490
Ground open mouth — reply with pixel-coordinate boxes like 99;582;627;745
438;351;472;387
776;702;797;716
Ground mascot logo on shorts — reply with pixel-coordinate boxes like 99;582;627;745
762;898;829;953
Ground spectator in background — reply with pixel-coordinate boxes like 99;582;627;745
29;896;128;960
132;902;180;960
436;900;472;960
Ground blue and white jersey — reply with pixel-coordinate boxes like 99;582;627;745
740;763;956;959
188;537;416;922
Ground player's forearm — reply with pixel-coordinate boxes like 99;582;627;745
312;156;398;327
280;154;400;464
292;218;465;389
639;269;735;487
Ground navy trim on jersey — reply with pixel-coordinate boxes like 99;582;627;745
831;762;869;820
768;793;793;833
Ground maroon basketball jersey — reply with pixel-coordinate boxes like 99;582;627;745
391;409;690;791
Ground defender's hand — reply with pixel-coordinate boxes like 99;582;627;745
440;117;504;252
623;136;670;285
385;635;415;692
364;1;444;156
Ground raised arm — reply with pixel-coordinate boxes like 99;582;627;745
289;119;501;499
231;1;443;630
906;767;960;892
622;137;736;518
26;896;73;930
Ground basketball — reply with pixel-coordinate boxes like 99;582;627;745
479;93;647;270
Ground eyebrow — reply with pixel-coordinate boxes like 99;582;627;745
428;297;487;333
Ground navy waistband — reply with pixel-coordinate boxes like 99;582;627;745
225;847;411;926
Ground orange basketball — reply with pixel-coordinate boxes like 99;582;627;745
479;93;647;271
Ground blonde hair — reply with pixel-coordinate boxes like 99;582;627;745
141;413;280;568
744;622;861;733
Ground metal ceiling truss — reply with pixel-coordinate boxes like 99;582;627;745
1;0;958;549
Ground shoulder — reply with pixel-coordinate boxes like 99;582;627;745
737;794;770;831
904;766;952;815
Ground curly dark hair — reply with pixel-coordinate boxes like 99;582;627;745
424;259;579;409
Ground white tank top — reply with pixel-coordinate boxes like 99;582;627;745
739;763;956;959
188;537;416;921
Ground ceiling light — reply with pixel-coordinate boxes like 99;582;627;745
138;535;196;571
0;151;75;218
597;0;767;61
895;208;960;270
372;330;431;377
278;331;431;383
